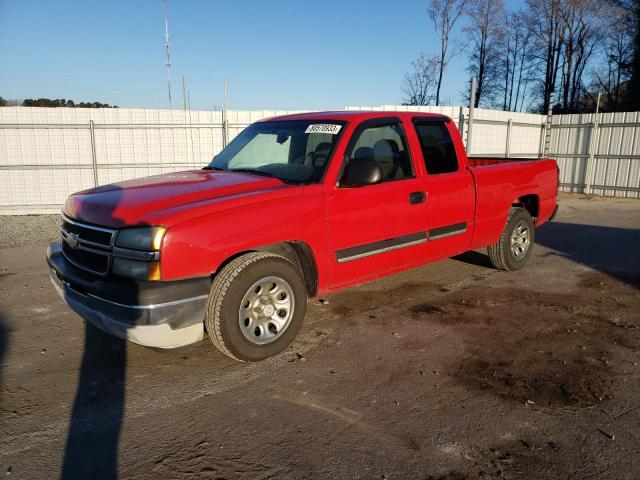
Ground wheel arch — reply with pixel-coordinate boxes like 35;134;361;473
512;194;539;223
212;241;319;297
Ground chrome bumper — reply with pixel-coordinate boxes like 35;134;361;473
48;243;207;348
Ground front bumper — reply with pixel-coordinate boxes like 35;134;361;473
47;243;209;348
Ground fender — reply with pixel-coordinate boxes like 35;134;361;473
161;185;333;292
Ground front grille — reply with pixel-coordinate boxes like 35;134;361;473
60;215;116;276
62;218;112;246
62;241;110;273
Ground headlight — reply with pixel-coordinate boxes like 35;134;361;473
115;226;166;250
113;226;166;280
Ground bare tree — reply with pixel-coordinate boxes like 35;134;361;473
493;9;537;111
609;0;640;109
527;0;565;112
402;53;440;105
500;12;514;110
557;0;604;111
463;0;505;107
510;12;536;111
628;0;640;108
590;0;637;110
429;0;468;105
593;3;633;107
409;0;634;112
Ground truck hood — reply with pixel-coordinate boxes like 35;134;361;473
64;170;299;228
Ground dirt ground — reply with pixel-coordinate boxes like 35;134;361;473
1;193;639;480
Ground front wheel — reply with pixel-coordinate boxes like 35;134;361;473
487;208;535;271
205;252;307;362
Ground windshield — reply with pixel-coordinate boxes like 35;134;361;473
206;120;344;184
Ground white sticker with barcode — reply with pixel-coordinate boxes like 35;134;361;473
305;124;342;135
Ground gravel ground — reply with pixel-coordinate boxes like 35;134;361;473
1;193;639;480
0;215;59;248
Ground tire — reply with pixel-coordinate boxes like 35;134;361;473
205;252;307;362
487;208;535;271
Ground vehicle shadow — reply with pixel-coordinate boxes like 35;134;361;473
60;324;126;479
451;250;493;269
60;184;132;480
0;312;8;411
535;221;640;288
453;221;640;288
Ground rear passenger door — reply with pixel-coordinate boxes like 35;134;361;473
325;118;429;288
412;119;475;259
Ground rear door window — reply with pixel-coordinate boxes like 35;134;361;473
413;122;459;175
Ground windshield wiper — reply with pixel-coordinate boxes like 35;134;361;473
203;165;224;171
228;168;275;178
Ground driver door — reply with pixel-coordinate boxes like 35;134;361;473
324;118;429;288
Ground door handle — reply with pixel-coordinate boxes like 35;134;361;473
409;191;426;204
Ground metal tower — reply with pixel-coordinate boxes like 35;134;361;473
163;0;172;108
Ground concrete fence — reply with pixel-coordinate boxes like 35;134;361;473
0;105;638;215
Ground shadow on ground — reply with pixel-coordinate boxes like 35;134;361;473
451;250;493;269
535;221;640;287
453;221;640;288
60;184;131;480
0;312;7;406
60;324;126;480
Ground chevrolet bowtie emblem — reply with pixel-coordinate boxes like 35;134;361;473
65;232;80;249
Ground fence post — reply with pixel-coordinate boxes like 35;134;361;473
505;119;512;158
584;93;601;195
538;123;545;157
467;76;477;155
89;120;98;187
222;79;229;149
221;109;227;149
458;106;465;144
543;91;554;157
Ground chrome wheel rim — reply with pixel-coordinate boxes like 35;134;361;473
238;276;295;345
510;221;530;260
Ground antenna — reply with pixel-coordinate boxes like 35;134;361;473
163;0;172;108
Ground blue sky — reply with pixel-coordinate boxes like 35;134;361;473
0;0;523;110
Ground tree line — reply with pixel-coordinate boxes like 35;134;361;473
403;0;640;113
0;97;117;108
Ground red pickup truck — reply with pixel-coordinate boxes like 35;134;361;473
47;111;558;361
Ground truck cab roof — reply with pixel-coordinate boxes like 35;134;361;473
260;110;452;123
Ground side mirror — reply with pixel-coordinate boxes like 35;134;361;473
340;158;382;187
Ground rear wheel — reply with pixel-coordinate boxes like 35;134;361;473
487;208;535;271
205;252;307;362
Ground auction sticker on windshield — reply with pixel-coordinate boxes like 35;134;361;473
305;124;342;135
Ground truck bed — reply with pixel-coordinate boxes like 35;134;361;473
467;156;558;249
468;157;545;168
